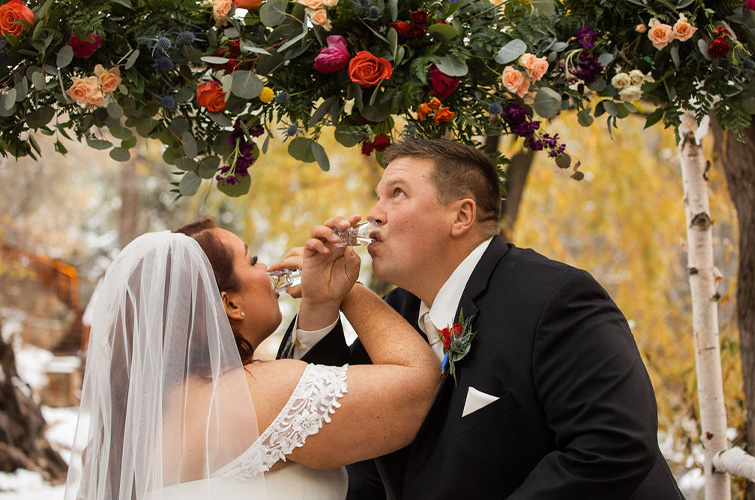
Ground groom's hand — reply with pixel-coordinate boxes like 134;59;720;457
303;214;362;307
268;247;304;298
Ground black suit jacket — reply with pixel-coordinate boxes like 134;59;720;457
281;237;685;499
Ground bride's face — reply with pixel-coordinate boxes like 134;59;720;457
215;229;282;347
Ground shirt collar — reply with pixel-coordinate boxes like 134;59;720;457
418;238;493;334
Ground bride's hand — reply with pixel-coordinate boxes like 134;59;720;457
268;247;304;298
303;214;362;306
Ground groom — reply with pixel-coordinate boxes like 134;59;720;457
281;139;685;499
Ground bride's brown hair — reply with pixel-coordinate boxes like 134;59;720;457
175;218;255;365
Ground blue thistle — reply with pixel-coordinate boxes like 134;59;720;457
160;95;176;111
176;30;196;46
154;55;175;73
274;91;290;107
367;5;382;20
488;102;503;115
278;122;301;142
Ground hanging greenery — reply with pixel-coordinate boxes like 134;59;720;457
1;0;753;196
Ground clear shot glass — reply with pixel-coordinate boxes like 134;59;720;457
267;269;301;294
333;220;379;247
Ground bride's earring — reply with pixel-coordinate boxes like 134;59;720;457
240;312;245;318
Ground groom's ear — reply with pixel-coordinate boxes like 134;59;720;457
450;198;476;237
221;291;244;321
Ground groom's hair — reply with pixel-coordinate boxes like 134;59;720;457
174;218;254;365
383;139;502;238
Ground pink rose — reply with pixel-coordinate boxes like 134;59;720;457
66;76;100;106
314;35;349;74
95;65;122;94
67;32;102;59
520;53;548;82
647;18;674;50
635;24;647;33
214;0;234;27
673;15;697;42
428;64;459;100
745;0;755;10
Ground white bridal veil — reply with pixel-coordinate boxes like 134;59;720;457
64;231;264;499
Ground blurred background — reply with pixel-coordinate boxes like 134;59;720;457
0;111;742;498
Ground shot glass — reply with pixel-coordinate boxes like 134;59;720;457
267;269;301;294
334;220;379;247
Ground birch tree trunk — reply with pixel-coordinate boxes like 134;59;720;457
679;127;731;499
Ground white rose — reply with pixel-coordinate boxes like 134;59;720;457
611;72;632;89
618;85;643;102
629;69;645;85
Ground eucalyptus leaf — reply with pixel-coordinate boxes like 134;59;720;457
670;45;680;68
87;138;113;150
555;153;571;169
495;39;527;65
170;117;190;136
182;131;198;158
174;87;194;103
198;156;221;179
0;93;16;115
427;23;459;41
231;70;264;99
697;39;712;60
121;136;138;149
175;157;198;171
13;79;27;101
217;174;251;197
676;0;694;8
209;112;233;127
577;108;594;127
288;137;316;162
433;54;468;77
125;49;140;70
279;30;306;53
201;56;231;65
395;46;405;67
56;45;74;68
388;28;398;61
533;87;562;119
109;147;131;162
334;124;365;147
224;27;240;39
311;142;330;172
603;100;619;117
531;0;555;15
260;0;288;27
179;171;202;196
388;0;398;21
110;0;134;8
309;97;336;127
31;71;46;90
241;43;272;56
361;102;390;122
550;41;568;52
107;101;124;119
25;106;55;128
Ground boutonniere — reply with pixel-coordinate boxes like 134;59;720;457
435;309;476;385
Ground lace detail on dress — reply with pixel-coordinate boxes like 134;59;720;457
212;364;348;481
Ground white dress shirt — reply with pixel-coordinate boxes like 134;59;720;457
417;238;493;360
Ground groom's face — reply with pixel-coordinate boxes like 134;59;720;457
366;156;454;291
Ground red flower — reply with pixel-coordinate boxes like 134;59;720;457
361;140;374;156
428;64;459;100
372;134;391;152
67;32;102;59
348;51;393;87
0;0;34;37
715;26;731;38
451;323;463;338
440;327;452;350
407;24;426;39
746;0;755;10
709;38;731;59
314;35;349;74
410;10;428;25
390;21;410;42
197;81;227;113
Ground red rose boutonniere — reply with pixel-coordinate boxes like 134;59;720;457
436;309;476;385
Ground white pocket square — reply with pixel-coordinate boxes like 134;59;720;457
462;387;500;417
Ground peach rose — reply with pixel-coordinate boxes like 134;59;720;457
298;0;323;8
306;8;331;31
434;106;454;126
502;66;527;95
525;56;548;82
322;0;338;6
0;0;34;37
86;88;107;108
67;76;100;106
673;14;697;42
94;65;122;94
416;103;432;121
214;0;234;27
348;51;393;87
235;0;262;9
517;53;536;69
647;18;674;50
635;24;647;33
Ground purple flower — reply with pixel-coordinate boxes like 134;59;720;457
314;35;349;74
67;32;102;59
576;26;597;50
501;100;530;126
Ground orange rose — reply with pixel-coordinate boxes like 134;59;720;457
416;103;432;121
428;97;441;109
0;0;34;37
235;0;262;9
197;81;227;113
647;18;674;50
94;65;122;94
348;51;393;87
434;106;454;125
67;76;100;106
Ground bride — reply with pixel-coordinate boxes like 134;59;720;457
64;227;439;499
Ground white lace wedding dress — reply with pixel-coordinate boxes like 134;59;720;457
152;364;349;500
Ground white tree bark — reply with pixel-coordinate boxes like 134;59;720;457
715;447;755;481
679;123;731;500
